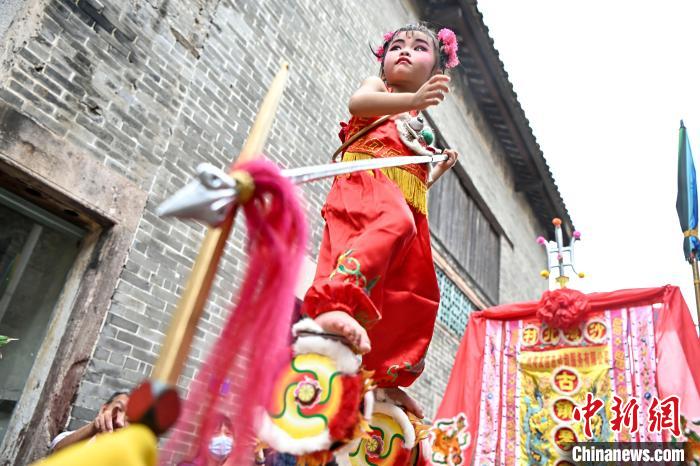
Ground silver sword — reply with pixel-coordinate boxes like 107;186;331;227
157;153;448;226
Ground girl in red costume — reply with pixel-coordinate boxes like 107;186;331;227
301;24;460;417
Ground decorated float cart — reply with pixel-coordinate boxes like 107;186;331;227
428;219;700;465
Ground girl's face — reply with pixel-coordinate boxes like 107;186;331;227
383;30;437;91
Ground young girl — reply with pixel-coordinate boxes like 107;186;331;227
301;24;460;417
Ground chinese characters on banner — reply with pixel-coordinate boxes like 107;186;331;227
431;287;700;466
574;393;681;438
517;312;620;462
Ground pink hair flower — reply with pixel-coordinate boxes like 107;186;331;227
375;31;396;62
375;46;384;62
437;28;460;69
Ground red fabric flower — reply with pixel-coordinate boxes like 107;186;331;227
437;28;460;69
375;31;396;62
537;288;590;329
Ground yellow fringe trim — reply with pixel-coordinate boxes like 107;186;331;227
342;152;428;214
408;412;432;442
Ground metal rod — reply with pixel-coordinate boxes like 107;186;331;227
691;256;700;334
152;63;289;385
554;224;564;281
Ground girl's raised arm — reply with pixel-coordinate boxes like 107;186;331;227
348;76;412;117
348;75;449;118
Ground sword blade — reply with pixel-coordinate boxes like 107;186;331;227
281;153;448;185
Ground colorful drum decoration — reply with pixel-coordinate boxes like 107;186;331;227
258;319;374;463
336;399;427;466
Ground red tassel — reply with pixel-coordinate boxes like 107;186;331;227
163;158;308;465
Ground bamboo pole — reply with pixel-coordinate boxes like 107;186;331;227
152;63;289;385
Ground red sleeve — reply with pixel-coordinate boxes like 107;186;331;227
301;279;381;329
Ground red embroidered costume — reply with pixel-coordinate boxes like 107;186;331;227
301;115;440;387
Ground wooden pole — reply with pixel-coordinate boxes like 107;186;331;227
152;63;289;385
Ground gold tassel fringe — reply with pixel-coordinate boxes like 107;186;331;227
342;152;428;215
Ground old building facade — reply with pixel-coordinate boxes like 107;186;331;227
0;0;571;463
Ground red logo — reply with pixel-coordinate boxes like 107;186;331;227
610;395;640;434
648;395;681;437
573;392;605;438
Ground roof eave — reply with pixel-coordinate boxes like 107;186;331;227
419;0;575;240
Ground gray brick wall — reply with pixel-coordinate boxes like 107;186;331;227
407;322;462;420
423;70;548;305
0;0;549;437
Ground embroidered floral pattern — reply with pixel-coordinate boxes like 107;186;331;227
386;359;424;382
430;413;471;465
329;249;379;295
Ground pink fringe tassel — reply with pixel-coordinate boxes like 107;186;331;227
163;158;308;465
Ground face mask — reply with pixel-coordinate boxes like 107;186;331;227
208;434;233;460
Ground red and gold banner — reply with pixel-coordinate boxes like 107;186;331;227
429;286;700;465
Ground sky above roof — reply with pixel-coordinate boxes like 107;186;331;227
478;1;700;327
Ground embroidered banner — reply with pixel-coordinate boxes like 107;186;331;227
430;286;700;466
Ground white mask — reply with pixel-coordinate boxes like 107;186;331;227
208;434;233;460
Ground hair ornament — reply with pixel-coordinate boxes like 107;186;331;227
375;31;395;62
437;28;460;69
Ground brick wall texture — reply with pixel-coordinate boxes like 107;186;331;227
0;0;548;434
